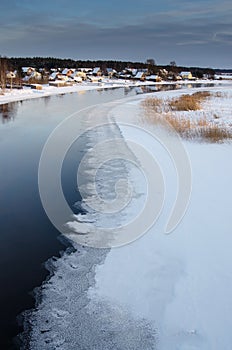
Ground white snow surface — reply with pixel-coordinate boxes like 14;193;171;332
89;88;232;349
90;140;232;350
21;85;232;349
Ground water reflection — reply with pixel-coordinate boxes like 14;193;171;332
0;103;18;124
43;95;51;106
134;82;217;95
0;83;219;125
135;84;178;94
77;90;86;95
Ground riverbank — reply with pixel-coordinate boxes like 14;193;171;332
0;78;230;106
91;89;232;349
0;79;150;105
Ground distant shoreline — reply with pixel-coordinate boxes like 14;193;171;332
0;79;229;106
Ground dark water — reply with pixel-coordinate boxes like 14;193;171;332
0;83;218;349
0;88;138;349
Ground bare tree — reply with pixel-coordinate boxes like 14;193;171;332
146;58;156;66
146;58;157;75
170;61;177;67
0;56;8;94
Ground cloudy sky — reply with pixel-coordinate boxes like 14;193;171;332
0;0;231;68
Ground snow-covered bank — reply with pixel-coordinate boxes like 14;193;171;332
89;93;232;349
0;79;151;105
0;79;230;106
91;140;232;350
20;86;232;349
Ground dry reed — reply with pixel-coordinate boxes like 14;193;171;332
142;92;232;142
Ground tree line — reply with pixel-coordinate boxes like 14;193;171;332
7;56;216;76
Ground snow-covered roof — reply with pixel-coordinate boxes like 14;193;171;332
93;67;101;74
78;68;92;72
146;75;158;80
22;67;35;73
73;76;82;82
62;68;75;75
30;71;41;78
131;69;138;76
134;71;144;79
57;74;69;81
87;75;101;82
119;74;131;79
22;71;41;81
49;72;58;80
106;68;117;74
180;71;191;76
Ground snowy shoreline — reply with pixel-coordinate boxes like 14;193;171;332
91;91;232;349
0;80;150;105
0;78;230;106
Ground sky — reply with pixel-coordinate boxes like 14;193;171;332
0;0;232;68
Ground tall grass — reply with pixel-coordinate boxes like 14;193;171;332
142;92;232;143
169;91;211;111
142;97;164;113
199;125;232;142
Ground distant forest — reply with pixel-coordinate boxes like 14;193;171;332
8;57;220;73
6;56;225;77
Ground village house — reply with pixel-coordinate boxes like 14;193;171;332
124;68;137;77
56;73;69;81
92;67;102;76
69;72;82;82
6;71;17;89
22;70;42;82
74;71;87;80
166;71;182;81
78;68;92;73
117;70;131;79
105;68;117;78
49;72;59;81
146;74;162;82
179;71;193;80
61;68;76;77
133;71;146;81
6;71;16;79
87;75;102;83
22;67;36;75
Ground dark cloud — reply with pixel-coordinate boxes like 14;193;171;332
0;0;231;68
